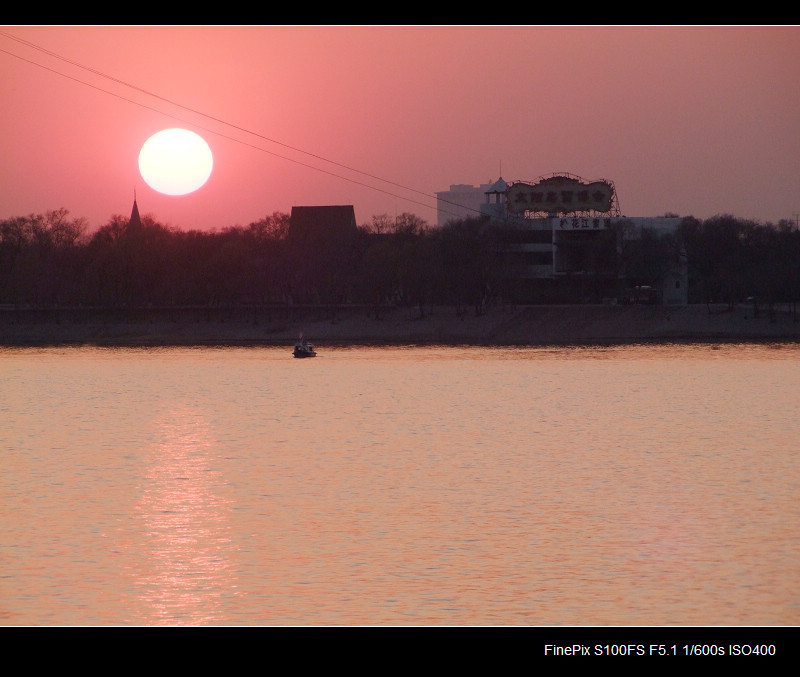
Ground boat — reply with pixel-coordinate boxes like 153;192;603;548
293;336;316;358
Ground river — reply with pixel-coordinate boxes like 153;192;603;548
1;343;798;625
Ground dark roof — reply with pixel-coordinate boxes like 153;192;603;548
289;205;357;240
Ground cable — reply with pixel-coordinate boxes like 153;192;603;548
0;31;483;222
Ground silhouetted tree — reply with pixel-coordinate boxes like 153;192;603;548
0;209;87;305
438;217;495;315
354;232;399;318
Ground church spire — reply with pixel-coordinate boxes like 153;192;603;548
129;189;142;229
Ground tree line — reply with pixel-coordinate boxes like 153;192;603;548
1;207;799;317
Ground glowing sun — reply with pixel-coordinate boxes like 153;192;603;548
138;128;213;196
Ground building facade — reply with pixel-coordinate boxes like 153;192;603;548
450;173;689;304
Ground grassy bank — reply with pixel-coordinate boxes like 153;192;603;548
2;303;799;348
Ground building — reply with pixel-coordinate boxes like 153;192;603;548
492;213;687;305
287;205;359;304
454;173;688;304
435;180;499;227
288;205;357;245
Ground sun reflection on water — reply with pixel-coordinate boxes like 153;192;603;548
133;407;234;625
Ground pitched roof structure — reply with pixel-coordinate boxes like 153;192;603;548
288;205;357;243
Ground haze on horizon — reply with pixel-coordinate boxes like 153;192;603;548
1;25;799;231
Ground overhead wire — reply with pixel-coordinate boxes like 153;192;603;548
0;30;483;223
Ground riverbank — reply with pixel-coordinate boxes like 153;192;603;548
2;303;799;347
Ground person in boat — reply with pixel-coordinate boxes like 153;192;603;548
295;333;313;354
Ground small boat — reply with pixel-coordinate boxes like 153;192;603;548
293;337;316;358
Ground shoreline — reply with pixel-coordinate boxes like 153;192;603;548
2;303;799;348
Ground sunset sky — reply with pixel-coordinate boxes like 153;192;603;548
1;25;799;232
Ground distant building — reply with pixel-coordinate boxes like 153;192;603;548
288;205;358;243
288;205;359;304
479;177;512;222
495;214;686;305
435;180;498;227
438;173;687;304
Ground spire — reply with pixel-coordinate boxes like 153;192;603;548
129;189;142;229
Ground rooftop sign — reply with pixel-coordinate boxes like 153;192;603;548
506;175;614;215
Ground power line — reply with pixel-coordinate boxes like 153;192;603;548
0;31;479;222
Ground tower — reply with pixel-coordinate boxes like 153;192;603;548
129;191;142;230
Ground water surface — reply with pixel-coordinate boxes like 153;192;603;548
1;343;798;625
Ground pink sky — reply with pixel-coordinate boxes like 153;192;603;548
1;25;799;231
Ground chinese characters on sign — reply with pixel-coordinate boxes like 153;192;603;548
506;176;614;215
558;217;610;230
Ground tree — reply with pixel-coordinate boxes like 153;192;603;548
438;217;495;315
247;211;290;242
0;209;87;305
354;234;398;318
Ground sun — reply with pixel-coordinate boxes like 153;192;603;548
138;128;213;196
